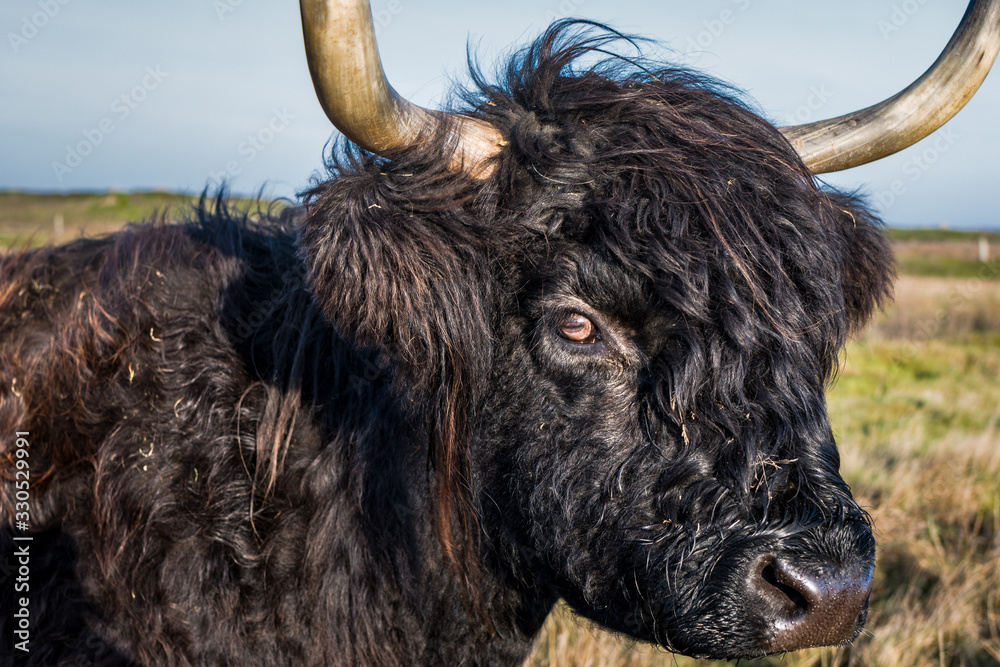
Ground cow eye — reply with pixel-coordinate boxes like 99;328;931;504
557;313;600;344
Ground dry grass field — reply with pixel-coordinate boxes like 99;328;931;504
2;193;997;666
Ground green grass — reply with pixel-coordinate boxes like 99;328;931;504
0;189;199;224
833;334;1000;450
0;190;267;247
886;227;1000;243
833;336;1000;489
897;256;1000;280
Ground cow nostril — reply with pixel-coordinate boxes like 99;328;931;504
759;560;809;615
747;555;873;653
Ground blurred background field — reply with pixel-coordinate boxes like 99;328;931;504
2;192;998;666
0;190;267;247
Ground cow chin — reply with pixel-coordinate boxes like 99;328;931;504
502;423;879;661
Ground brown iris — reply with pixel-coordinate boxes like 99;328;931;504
557;313;599;344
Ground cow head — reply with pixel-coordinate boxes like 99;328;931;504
297;0;998;659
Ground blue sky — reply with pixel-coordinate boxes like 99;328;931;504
2;0;997;229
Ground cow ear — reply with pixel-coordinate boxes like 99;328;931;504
297;183;495;388
826;193;896;334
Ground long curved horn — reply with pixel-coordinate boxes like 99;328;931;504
781;0;1000;174
299;0;504;175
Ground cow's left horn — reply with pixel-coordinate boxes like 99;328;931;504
781;0;1000;173
299;0;504;176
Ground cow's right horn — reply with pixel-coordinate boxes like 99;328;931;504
299;0;504;177
781;0;1000;174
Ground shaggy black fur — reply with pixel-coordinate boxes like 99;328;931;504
0;22;893;665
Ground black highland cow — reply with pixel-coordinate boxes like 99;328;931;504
2;1;998;665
